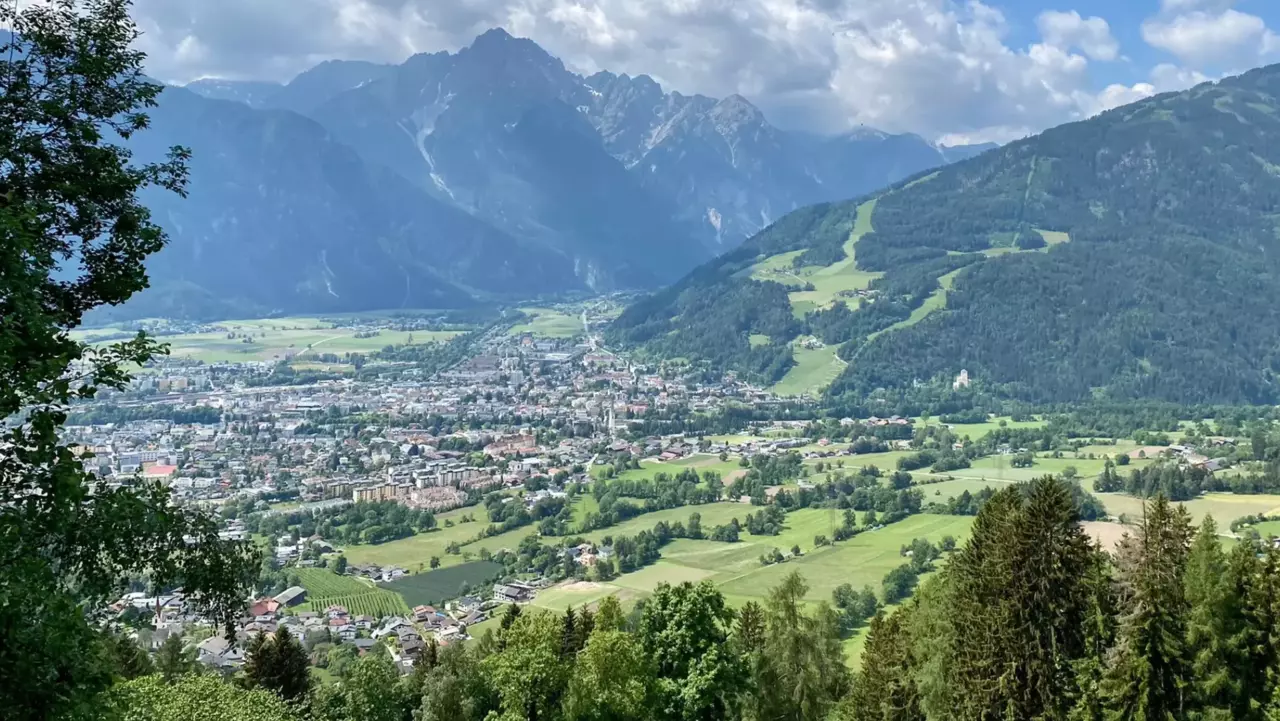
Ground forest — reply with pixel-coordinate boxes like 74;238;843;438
608;63;1280;406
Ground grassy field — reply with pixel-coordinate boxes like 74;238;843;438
507;307;582;338
804;450;917;472
340;507;490;570
75;318;459;364
591;455;744;482
1096;492;1280;525
746;201;882;319
771;343;845;397
924;415;1047;437
382;561;504;607
582;502;748;543
866;268;963;343
539;513;975;618
717;514;976;605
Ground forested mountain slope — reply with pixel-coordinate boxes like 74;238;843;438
608;64;1280;405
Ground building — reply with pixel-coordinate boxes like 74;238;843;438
493;581;536;604
273;586;308;607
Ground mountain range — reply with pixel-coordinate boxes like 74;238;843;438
608;63;1280;406
109;29;990;319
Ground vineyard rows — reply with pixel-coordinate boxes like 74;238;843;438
300;590;411;618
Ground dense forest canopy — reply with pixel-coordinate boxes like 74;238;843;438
609;63;1280;406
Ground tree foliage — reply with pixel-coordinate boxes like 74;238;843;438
0;2;256;718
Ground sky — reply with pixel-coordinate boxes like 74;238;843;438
130;0;1280;144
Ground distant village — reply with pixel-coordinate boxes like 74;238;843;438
72;312;886;674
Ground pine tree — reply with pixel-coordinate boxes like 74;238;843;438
154;633;196;681
1184;515;1237;715
242;626;311;702
1227;540;1280;720
105;632;154;680
561;607;578;659
835;611;922;721
946;479;1096;720
1102;495;1193;720
1069;548;1116;721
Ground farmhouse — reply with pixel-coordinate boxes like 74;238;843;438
273;586;307;607
493;581;536;604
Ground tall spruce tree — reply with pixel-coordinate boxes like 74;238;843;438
1102;495;1193;721
1183;516;1237;716
1069;548;1117;721
946;478;1096;720
1227;540;1280;719
242;627;312;702
835;611;922;721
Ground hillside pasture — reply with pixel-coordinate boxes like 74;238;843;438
771;343;845;397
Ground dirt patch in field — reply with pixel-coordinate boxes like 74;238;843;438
558;581;605;593
1125;446;1169;459
1082;521;1131;551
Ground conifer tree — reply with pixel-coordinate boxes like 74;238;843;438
1184;515;1237;716
1226;540;1280;719
1069;548;1117;721
1102;495;1193;720
947;478;1095;720
243;627;311;702
836;611;922;721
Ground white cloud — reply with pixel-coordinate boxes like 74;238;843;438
1037;10;1119;62
1142;2;1280;67
129;0;1154;142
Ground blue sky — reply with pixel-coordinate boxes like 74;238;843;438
1001;0;1280;87
132;0;1280;143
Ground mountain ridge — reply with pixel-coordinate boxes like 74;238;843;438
607;64;1280;406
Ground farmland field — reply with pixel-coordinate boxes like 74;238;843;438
716;514;976;604
581;502;748;543
591;455;743;482
294;569;410;617
295;568;373;596
299;591;411;618
506;307;583;338
382;561;505;607
340;506;490;570
74;317;459;364
1096;492;1280;525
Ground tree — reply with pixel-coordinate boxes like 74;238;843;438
834;611;922;721
564;628;656;721
1102;495;1194;720
154;634;197;681
484;610;570;721
946;478;1096;720
105;632;155;680
107;674;299;721
337;651;412;721
0;2;257;718
751;572;849;721
242;627;311;702
638;581;746;721
418;642;494;721
1184;515;1237;716
595;595;626;633
430;556;441;569
331;555;348;575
